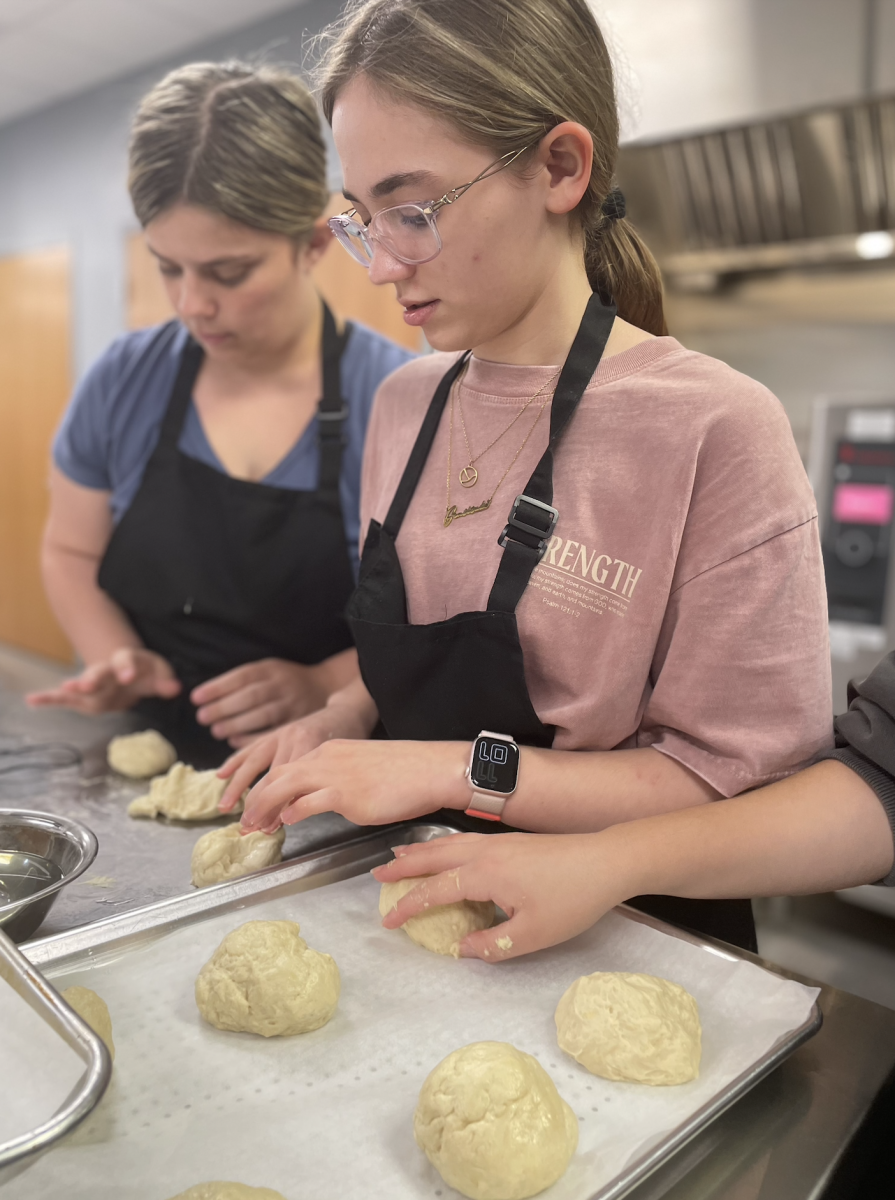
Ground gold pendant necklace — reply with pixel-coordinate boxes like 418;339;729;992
455;364;560;488
444;379;552;528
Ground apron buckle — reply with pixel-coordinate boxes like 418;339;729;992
497;494;559;558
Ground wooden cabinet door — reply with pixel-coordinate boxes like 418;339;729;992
0;246;74;661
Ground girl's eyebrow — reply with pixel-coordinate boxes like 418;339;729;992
343;169;439;204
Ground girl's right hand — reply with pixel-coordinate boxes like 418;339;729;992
217;697;373;813
26;648;181;714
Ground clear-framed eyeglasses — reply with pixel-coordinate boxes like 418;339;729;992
328;143;534;268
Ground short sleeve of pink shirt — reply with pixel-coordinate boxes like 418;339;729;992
359;337;833;796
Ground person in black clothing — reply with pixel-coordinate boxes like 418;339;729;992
373;653;895;960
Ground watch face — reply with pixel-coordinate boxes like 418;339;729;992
470;737;519;794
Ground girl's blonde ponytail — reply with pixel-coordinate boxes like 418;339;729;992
584;208;668;337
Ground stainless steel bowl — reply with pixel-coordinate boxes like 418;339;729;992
0;810;98;943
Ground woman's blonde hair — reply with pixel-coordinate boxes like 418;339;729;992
316;0;666;335
128;61;328;241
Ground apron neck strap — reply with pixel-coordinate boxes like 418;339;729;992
317;300;352;493
487;292;617;614
382;350;472;539
158;331;204;450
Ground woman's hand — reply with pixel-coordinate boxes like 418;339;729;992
26;648;181;715
372;831;626;962
234;739;470;833
217;678;379;813
190;659;327;747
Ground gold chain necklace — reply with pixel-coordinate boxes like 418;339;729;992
445;382;552;528
455;365;561;488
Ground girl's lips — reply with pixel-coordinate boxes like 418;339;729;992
401;299;440;327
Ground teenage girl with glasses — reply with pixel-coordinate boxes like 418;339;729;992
221;0;832;951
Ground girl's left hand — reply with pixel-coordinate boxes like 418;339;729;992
239;739;470;833
371;830;629;962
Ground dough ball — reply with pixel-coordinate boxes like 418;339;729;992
414;1041;578;1200
195;920;339;1037
379;876;495;958
128;762;239;821
167;1186;286;1200
61;986;115;1061
555;971;701;1086
191;824;285;888
107;730;176;779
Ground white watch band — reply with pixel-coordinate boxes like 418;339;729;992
465;730;516;822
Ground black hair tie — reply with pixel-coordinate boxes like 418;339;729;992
601;188;626;221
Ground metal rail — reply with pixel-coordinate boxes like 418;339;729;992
0;927;112;1188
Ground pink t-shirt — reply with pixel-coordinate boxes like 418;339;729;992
360;337;833;796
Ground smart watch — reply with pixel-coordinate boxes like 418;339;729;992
464;730;520;822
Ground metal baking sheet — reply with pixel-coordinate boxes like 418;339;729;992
15;824;821;1200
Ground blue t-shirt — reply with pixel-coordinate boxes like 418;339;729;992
53;319;414;567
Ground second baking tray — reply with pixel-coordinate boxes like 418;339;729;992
17;823;821;1200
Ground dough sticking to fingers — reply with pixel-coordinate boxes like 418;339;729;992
128;763;240;821
379;875;495;958
414;1041;578;1200
61;986;115;1061
107;730;176;779
191;824;285;887
555;971;701;1085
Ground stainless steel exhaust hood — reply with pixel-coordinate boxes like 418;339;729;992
619;94;895;282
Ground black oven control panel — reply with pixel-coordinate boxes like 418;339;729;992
823;439;895;625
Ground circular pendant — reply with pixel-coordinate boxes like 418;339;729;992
459;465;478;488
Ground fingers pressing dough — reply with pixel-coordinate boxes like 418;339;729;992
195;920;339;1037
128;763;239;821
414;1041;578;1200
191;824;285;887
555;971;701;1085
60;985;115;1061
107;730;176;779
379;876;495;958
166;1185;287;1200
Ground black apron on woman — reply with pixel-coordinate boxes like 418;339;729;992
347;293;756;952
98;304;356;768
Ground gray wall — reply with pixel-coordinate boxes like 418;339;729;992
0;0;339;378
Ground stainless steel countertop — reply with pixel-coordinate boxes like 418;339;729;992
3;650;895;1198
0;652;363;938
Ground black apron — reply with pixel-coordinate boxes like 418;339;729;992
98;304;356;768
347;293;756;952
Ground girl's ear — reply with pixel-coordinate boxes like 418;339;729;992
539;122;593;216
298;217;334;271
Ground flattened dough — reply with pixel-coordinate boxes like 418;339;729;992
128;762;239;821
379;875;495;958
108;729;176;778
555;971;701;1085
414;1041;578;1200
191;824;285;887
61;985;115;1061
167;1186;286;1200
195;920;339;1037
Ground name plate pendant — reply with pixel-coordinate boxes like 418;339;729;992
444;498;492;527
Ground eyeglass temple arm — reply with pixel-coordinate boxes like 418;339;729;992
430;144;534;212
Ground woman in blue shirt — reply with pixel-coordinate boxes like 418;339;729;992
28;62;412;765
